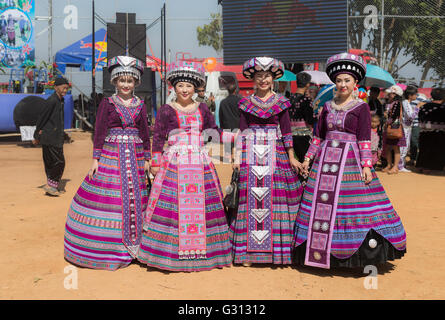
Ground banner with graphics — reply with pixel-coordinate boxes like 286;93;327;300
222;0;348;64
0;0;34;68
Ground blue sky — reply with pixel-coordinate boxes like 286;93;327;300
35;0;222;63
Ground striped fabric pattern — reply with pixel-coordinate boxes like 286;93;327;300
293;145;407;259
229;139;303;264
137;158;232;272
64;141;148;270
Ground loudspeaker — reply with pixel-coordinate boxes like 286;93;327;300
116;12;136;24
107;23;146;62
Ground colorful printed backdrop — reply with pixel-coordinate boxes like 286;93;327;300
0;0;34;68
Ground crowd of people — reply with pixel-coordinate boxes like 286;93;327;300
32;52;444;273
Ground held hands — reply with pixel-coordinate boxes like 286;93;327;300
301;159;311;177
362;167;373;184
88;159;99;179
150;166;160;177
290;157;303;174
144;160;150;173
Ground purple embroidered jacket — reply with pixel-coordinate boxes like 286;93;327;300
238;94;294;148
151;103;227;166
306;100;373;167
92;97;151;160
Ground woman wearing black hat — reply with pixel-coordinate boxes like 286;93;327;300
33;77;70;196
293;53;406;270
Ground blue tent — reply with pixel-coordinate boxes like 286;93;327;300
55;28;108;74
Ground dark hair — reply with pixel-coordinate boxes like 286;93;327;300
296;72;312;88
371;113;380;120
403;85;418;99
370;87;380;94
227;83;238;95
431;88;445;101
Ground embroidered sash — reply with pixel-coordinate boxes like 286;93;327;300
246;126;277;252
176;111;207;259
304;131;356;268
107;97;144;258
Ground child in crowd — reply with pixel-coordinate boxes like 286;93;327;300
371;114;382;167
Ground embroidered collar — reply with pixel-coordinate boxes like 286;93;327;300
329;98;364;112
239;93;291;119
169;101;200;114
110;94;141;108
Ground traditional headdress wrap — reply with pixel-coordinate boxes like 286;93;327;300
242;57;285;80
166;61;206;88
108;56;144;85
326;52;367;83
385;84;404;97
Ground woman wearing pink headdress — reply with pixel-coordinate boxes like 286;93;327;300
137;61;232;272
293;53;406;269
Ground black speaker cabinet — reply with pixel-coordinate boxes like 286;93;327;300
107;23;146;62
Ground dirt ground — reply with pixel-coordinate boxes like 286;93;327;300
0;130;444;300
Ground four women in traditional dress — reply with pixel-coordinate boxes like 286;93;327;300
64;56;151;270
64;54;407;272
292;53;406;269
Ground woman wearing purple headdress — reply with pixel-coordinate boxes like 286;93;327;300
137;61;233;272
230;57;304;266
292;53;406;269
64;56;151;270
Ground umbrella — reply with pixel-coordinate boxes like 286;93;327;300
361;64;395;88
312;84;335;115
274;70;296;82
302;70;333;85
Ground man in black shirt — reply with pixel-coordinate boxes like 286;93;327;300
289;72;316;161
219;83;241;131
33;77;70;196
219;83;241;163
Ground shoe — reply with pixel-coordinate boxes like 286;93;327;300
242;262;252;267
44;184;60;196
399;168;411;173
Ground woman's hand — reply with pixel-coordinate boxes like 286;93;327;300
89;159;99;179
290;157;303;174
144;160;150;173
150;166;160;176
362;167;373;184
302;159;311;176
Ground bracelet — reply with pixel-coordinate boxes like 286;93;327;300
304;156;311;163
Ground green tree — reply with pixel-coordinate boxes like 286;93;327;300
403;0;445;87
196;13;223;53
348;0;444;84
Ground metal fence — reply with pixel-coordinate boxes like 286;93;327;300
347;0;445;87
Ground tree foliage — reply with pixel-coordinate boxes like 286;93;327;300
196;13;223;53
348;0;445;86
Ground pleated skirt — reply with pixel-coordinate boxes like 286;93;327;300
64;141;148;270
